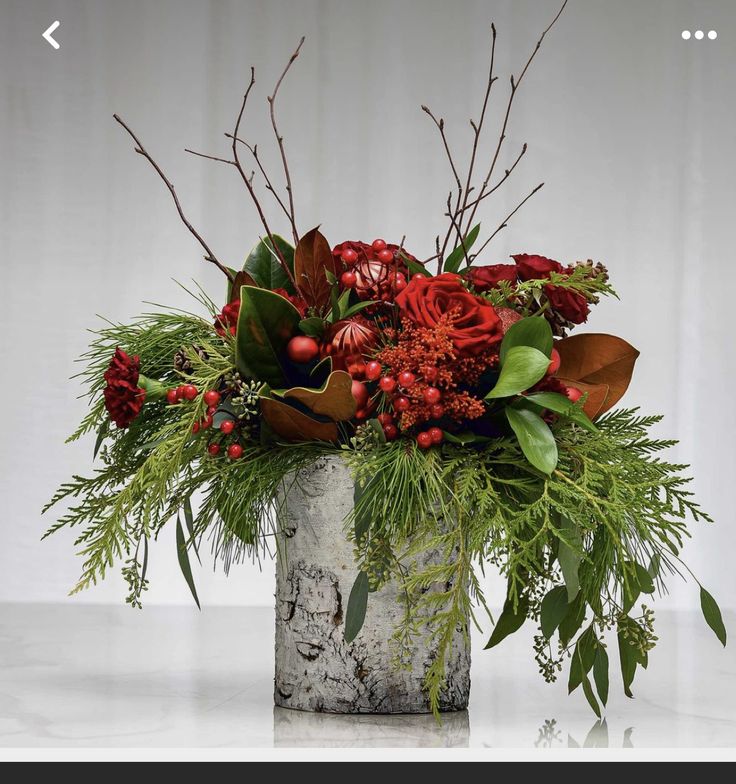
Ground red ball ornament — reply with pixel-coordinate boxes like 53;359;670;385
182;384;198;401
429;403;445;419
220;419;235;435
377;412;393;427
423;386;442;405
166;389;178;405
393;396;410;413
207;443;221;456
383;423;398;441
227;444;243;460
203;390;221;407
341;271;358;289
379;376;397;394
417;431;432;449
365;361;382;381
547;348;561;376
341;248;359;264
371;239;387;252
398;371;416;388
429;426;444;445
287;335;320;364
566;385;583;403
351;380;369;409
377;249;394;263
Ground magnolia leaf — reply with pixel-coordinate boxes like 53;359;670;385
540;586;569;639
486;346;550;399
555;333;639;416
593;645;610;706
176;513;200;610
524;391;597;432
242;235;295;294
259;396;339;443
484;595;529;649
278;370;357;422
299;317;327;338
505;406;558;475
227;269;259;303
499;317;553;363
294;227;339;312
235;286;301;387
444;223;481;273
345;571;369;643
700;586;727;647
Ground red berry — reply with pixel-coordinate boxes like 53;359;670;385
423;367;439;383
347;361;366;379
203;390;221;407
547;348;561;376
417;431;432;449
341;271;358;288
166;389;178;405
429;427;444;445
398;371;416;388
341;248;359;264
202;415;214;429
207;405;217;417
430;404;445;419
377;412;393;426
412;273;426;282
371;239;387;252
365;361;382;381
393;396;410;412
377;249;394;263
287;336;320;364
207;443;221;456
379;376;397;394
351;380;369;409
423;386;442;405
383;424;398;441
566;386;583;403
220;419;235;434
227;444;243;460
192;422;200;434
182;384;198;401
393;272;407;292
175;385;185;400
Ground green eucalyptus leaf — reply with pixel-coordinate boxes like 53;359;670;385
568;626;597;693
559;594;586;647
557;515;582;602
618;629;637;698
235;286;301;387
176;513;200;610
183;496;201;566
486;346;550;399
581;671;602;718
243;236;295;293
700;586;727;647
540;586;569;639
524;391;597;433
505;406;558;475
499;317;553;363
484;595;529;649
444;223;481;273
648;552;662;579
634;562;655;594
345;571;369;643
593;645;609;706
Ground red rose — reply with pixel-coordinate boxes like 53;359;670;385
103;348;146;429
466;264;518;292
215;299;241;337
394;272;503;355
512;253;563;281
544;285;590;324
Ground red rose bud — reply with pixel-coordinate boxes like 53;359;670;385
466;264;518;292
566;386;583;402
544;285;590;324
512;254;563;281
547;348;561;375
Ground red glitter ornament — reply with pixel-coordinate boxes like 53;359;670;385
323;317;379;373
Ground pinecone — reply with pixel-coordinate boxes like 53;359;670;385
173;345;208;375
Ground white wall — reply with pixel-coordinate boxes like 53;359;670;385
1;0;734;609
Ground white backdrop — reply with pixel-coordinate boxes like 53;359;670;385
1;0;734;610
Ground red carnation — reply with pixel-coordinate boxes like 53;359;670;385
103;348;146;429
394;272;503;356
215;300;241;337
466;264;518;292
512;253;563;281
544;285;589;324
272;288;309;317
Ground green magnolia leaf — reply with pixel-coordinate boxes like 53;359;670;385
559;594;586;647
557;515;582;602
593;645;609;706
486;346;550;399
299;317;327;338
499;317;553;364
618;629;637;698
444;223;481;273
505;406;558;475
568;626;597;693
484;595;529;649
345;571;369;643
243;236;295;293
700;586;727;646
540;586;569;639
176;513;200;610
524;391;597;433
235;286;301;387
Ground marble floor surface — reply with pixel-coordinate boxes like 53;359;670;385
0;603;734;749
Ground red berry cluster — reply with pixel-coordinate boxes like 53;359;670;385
333;238;413;302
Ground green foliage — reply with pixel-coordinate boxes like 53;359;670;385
443;223;481;273
486;346;550;399
345;571;369;643
499;317;553;363
242;235;295;293
505;406;558;474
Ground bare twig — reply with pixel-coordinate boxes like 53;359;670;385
113;113;234;284
184;148;234;166
471;182;544;259
455;143;528;216
421;105;463;190
267;36;305;246
445;192;470;267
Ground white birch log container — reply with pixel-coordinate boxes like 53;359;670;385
274;455;471;714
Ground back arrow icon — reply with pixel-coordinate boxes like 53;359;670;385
43;21;60;49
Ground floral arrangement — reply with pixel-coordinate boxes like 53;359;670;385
45;1;726;717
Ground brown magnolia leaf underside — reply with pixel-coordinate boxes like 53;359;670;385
281;370;357;422
556;333;639;417
294;227;339;312
260;396;339;443
228;270;258;302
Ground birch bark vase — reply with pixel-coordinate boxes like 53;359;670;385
274;455;471;714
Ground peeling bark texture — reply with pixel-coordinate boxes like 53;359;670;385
274;455;471;714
